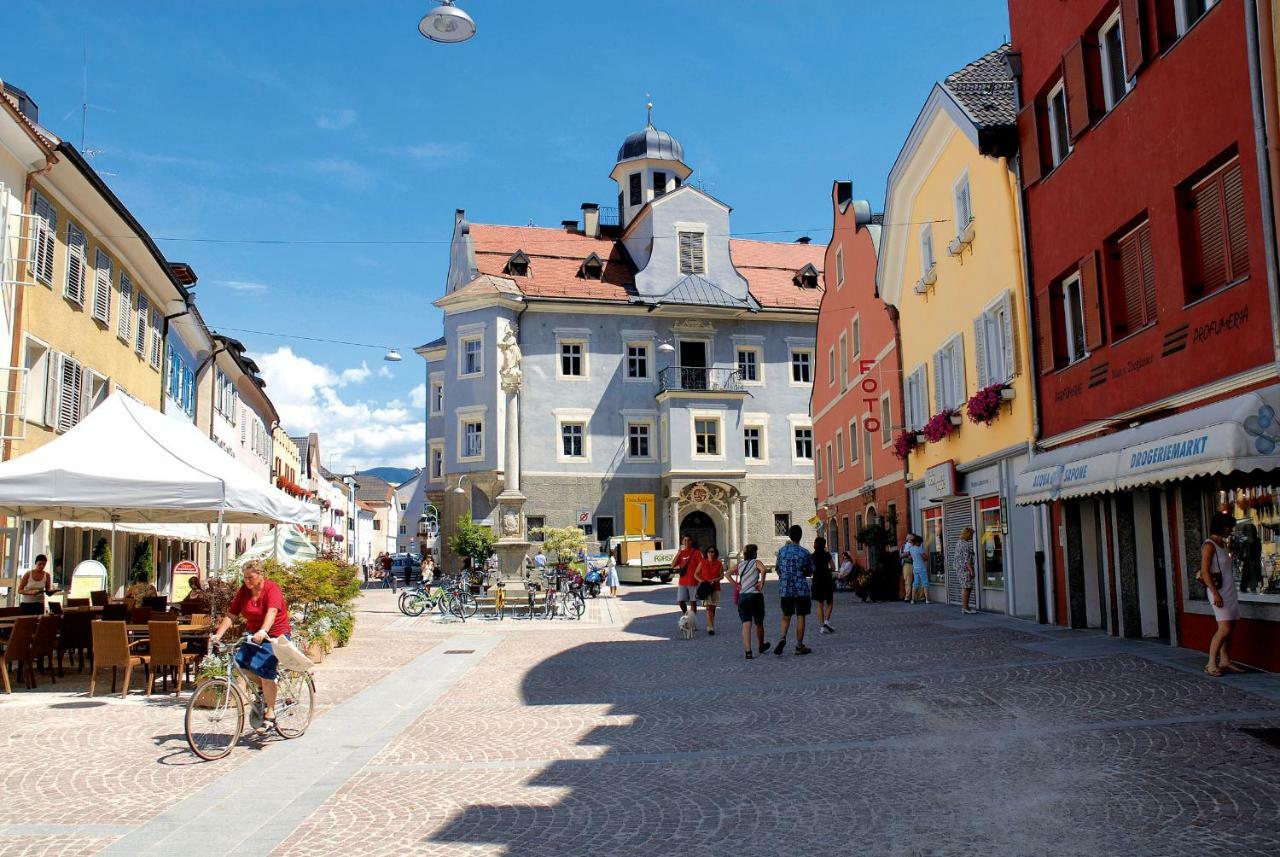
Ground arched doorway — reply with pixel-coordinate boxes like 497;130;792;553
680;511;717;553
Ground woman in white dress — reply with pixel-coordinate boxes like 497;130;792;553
1198;511;1244;677
605;555;620;598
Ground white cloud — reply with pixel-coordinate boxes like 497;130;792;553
255;347;425;472
409;383;427;409
377;365;393;379
316;108;358;131
217;280;269;294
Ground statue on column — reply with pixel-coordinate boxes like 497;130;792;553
499;326;523;392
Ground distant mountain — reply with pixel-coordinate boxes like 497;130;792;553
358;467;417;485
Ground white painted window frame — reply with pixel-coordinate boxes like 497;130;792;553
1099;8;1130;111
1047;79;1072;168
690;409;725;462
743;412;769;465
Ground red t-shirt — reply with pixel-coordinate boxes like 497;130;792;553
673;547;700;587
696;555;723;591
228;579;290;637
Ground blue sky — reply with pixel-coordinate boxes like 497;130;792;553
4;0;1011;471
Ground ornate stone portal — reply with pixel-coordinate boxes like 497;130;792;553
493;325;531;581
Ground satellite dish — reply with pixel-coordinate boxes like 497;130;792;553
419;1;477;44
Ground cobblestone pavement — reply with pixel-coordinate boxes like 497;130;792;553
2;585;1279;856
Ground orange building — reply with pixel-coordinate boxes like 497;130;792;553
812;181;905;580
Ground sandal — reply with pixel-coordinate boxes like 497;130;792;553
1222;664;1247;674
744;652;753;660
1204;666;1222;677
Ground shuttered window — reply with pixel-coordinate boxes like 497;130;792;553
953;174;973;230
149;309;163;370
904;365;929;431
653;171;667;199
55;353;84;433
1189;158;1249;297
1112;221;1157;334
64;222;87;305
629;173;642;207
932;335;966;412
135;293;149;355
117;274;133;342
678;231;706;275
1047;81;1071;167
31;193;56;285
91;249;112;324
974;291;1019;387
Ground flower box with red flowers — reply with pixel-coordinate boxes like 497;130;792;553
923;410;960;443
892;430;918;461
966;383;1008;426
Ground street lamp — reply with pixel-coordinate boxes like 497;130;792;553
384;349;403;362
419;1;477;44
452;474;470;495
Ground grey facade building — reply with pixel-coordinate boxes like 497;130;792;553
420;121;823;565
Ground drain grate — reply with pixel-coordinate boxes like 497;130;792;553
1241;728;1280;750
443;649;475;655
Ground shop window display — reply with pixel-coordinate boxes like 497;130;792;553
1189;484;1280;603
978;497;1004;589
923;507;945;585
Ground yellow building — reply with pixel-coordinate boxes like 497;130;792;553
273;426;301;486
877;46;1038;618
1;90;191;592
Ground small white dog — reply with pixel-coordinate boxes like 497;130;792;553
678;612;695;640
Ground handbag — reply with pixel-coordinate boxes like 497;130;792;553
268;635;315;673
695;581;714;601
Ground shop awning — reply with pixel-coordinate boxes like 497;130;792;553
53;520;212;543
1016;384;1280;505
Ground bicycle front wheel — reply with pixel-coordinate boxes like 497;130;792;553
403;592;428;617
185;678;246;761
275;670;316;739
565;592;586;619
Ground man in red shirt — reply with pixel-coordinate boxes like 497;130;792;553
212;562;291;724
672;535;701;626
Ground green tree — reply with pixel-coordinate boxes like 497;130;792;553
448;513;495;567
130;540;154;583
531;525;586;565
91;537;111;575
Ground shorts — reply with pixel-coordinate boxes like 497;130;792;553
676;584;698;602
912;568;929;590
811;581;833;604
780;596;811;617
737;592;765;625
235;638;280;681
699;588;721;607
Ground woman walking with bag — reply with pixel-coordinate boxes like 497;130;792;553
953;527;977;615
696;547;724;635
728;544;770;659
1200;512;1244;677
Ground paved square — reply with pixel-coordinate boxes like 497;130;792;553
2;586;1278;856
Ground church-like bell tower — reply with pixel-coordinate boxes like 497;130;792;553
609;104;693;229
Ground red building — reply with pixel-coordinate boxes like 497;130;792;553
1011;0;1280;668
813;181;907;578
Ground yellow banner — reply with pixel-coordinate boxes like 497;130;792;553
624;494;656;535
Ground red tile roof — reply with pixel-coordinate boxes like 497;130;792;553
466;224;824;310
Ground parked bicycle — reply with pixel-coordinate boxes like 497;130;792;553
398;575;476;619
541;567;586;620
185;635;315;761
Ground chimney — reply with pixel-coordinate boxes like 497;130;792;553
581;203;600;239
561;219;579;233
795;236;811;244
835;180;853;210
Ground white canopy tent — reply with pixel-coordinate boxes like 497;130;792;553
0;393;319;586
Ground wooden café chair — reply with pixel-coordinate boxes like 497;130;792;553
29;615;62;683
147;621;199;696
65;598;90;609
89;590;109;607
89;621;149;699
142;596;168;613
128;608;153;625
1;616;38;692
58;610;94;673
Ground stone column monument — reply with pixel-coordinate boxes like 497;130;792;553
493;326;531;581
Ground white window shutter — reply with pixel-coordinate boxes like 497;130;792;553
1001;291;1020;379
65;223;86;304
92;249;112;324
150;310;162;369
932;351;945;413
33;194;56;284
135;294;149;355
44;352;60;428
973;317;989;389
117;274;133;341
57;354;83;433
950;336;966;408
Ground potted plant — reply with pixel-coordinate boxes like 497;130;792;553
966;382;1007;426
923;410;960;443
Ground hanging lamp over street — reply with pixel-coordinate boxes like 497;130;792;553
384;349;403;362
419;1;477;43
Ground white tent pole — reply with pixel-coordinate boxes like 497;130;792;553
111;517;118;596
273;524;279;563
9;514;23;608
213;507;225;575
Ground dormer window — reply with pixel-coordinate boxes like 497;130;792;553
579;252;604;280
793;263;820;289
678;231;706;275
505;250;530;277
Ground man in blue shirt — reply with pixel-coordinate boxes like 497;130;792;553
774;524;814;656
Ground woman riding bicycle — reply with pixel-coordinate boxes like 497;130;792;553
210;562;291;725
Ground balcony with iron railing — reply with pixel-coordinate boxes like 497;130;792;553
658;366;744;394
